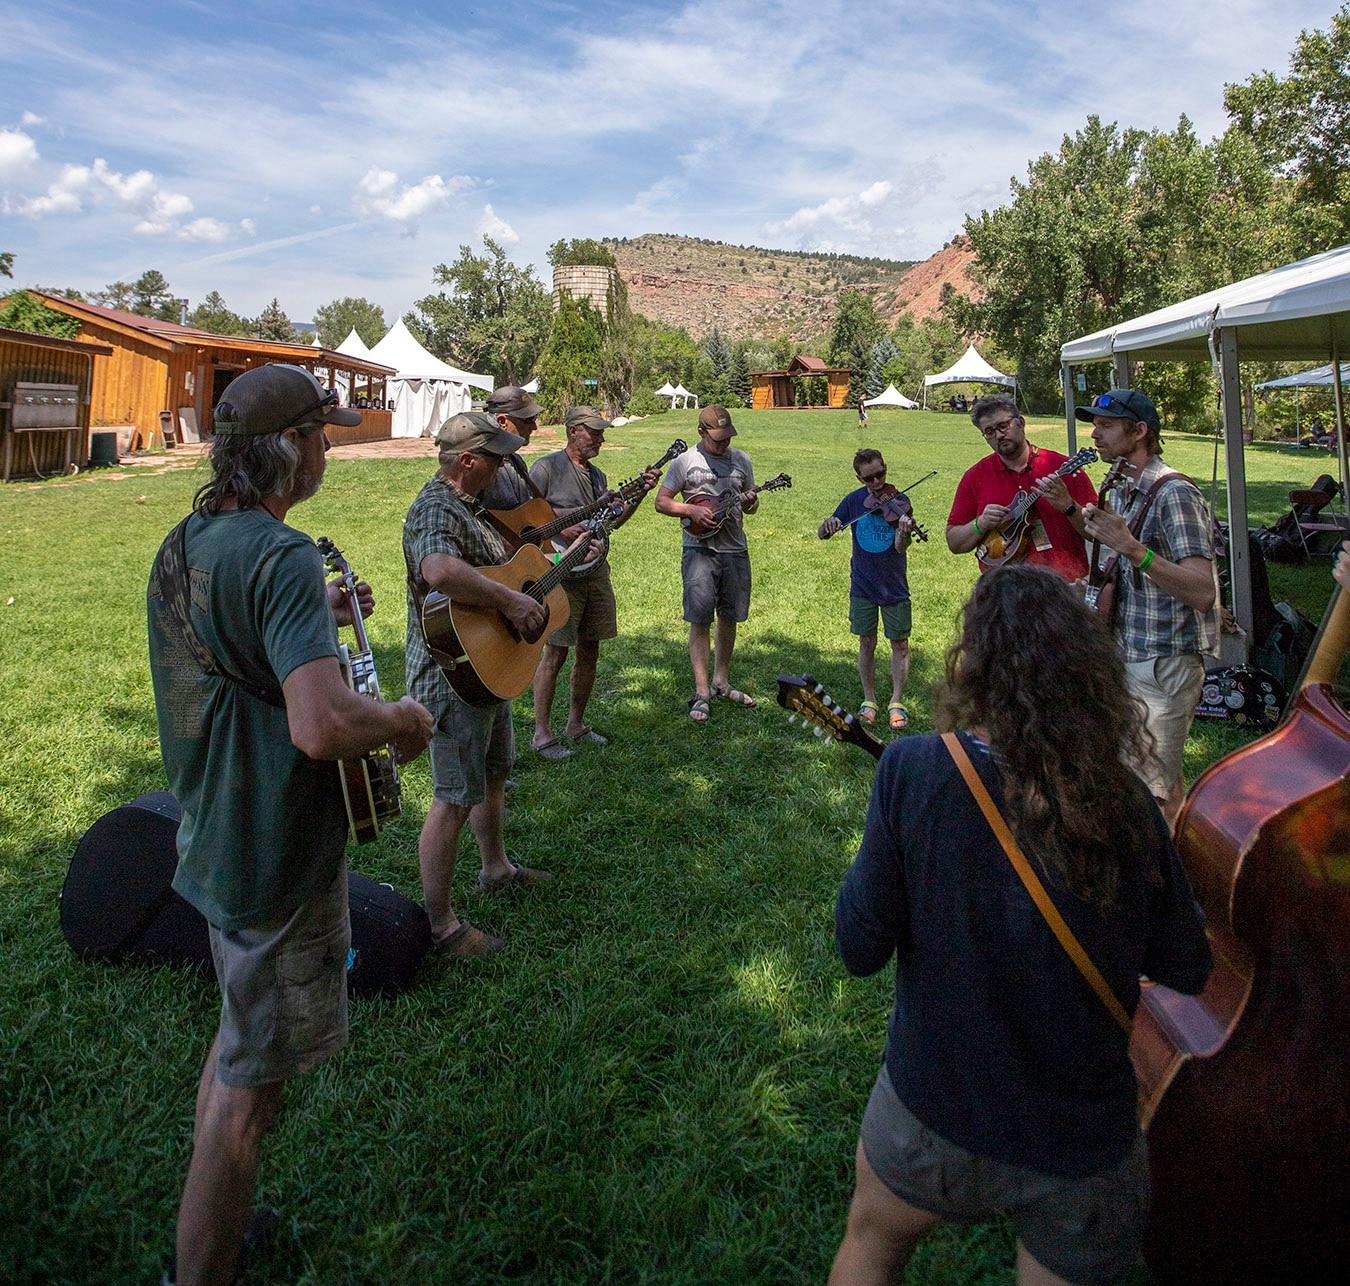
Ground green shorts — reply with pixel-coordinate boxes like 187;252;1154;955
548;567;618;648
849;596;912;641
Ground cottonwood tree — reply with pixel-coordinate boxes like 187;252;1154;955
313;296;387;350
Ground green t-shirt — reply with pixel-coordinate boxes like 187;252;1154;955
147;508;345;930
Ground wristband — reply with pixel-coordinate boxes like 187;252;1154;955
1137;548;1154;572
972;518;984;536
1063;503;1078;517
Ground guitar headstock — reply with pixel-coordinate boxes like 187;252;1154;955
316;536;351;579
776;675;884;759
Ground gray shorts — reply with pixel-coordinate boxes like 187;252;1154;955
860;1065;1149;1285
849;596;912;641
429;690;515;806
681;547;751;624
1123;653;1205;797
209;863;350;1088
548;568;618;648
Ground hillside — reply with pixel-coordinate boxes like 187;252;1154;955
603;233;978;343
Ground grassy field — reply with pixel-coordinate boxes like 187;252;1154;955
0;407;1338;1284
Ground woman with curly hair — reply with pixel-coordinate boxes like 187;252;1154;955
830;566;1212;1286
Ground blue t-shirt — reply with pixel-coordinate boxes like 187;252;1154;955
832;487;910;605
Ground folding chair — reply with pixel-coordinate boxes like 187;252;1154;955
1288;485;1350;558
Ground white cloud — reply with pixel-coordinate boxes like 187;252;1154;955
476;203;518;245
0;129;39;183
354;167;471;233
20;111;44;127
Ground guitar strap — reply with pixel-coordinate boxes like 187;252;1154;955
941;732;1132;1035
506;451;545;499
1092;471;1195;593
149;516;286;709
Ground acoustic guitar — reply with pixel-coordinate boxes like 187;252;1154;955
487;439;688;554
975;447;1097;566
315;538;402;845
421;509;622;705
775;675;885;758
683;473;792;538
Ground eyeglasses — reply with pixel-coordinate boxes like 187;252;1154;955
858;468;887;482
474;451;505;468
979;416;1021;439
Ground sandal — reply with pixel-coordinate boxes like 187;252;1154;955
712;685;756;708
689;694;711;722
565;725;609;745
531;736;573;761
433;921;505;958
858;700;879;726
888;702;909;731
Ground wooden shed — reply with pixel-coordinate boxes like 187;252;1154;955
1;327;113;482
749;354;851;409
21;293;397;449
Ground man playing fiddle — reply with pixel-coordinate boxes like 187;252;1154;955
819;449;915;731
946;394;1096;580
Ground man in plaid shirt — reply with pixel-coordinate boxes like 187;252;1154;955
1079;389;1219;826
404;412;553;957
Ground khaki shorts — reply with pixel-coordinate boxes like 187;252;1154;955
861;1065;1149;1285
681;547;751;624
548;568;618;648
209;863;350;1088
1123;653;1205;798
429;690;515;806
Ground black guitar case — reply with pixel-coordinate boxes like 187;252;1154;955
60;793;430;997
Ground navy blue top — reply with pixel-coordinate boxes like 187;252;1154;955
836;732;1212;1178
832;486;910;605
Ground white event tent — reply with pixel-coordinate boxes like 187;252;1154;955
365;318;494;439
1255;362;1350;390
1060;242;1350;651
922;345;1016;408
864;383;920;409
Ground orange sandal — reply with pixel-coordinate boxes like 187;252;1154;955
888;702;909;731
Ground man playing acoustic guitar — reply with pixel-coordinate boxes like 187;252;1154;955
403;412;555;958
656;404;760;721
946;393;1095;580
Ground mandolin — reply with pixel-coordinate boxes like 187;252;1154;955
775;675;885;758
683;473;792;538
975;447;1097;567
487;439;687;554
316;538;402;845
421;508;624;705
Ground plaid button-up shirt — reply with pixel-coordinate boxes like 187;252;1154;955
1105;456;1219;663
403;471;508;708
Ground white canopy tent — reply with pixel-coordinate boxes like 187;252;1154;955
671;382;698;409
864;383;920;409
922;345;1016;408
1060;242;1350;651
1255;362;1350;389
365;318;493;439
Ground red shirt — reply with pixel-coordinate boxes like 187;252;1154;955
947;445;1096;580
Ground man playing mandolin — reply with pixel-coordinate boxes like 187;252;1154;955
946;394;1095;580
526;405;659;760
403;412;554;959
147;364;434;1286
818;449;915;731
656;404;760;721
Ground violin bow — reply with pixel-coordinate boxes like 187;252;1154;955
841;470;938;529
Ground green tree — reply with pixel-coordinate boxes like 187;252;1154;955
187;291;250;337
828;289;885;400
547;238;617;269
91;280;136;311
254;297;295;341
535;291;605;420
865;337;901;399
131;269;181;321
312;296;388;349
0;290;82;338
408;237;551;385
727;345;751;406
1;251;13;279
702;325;732;376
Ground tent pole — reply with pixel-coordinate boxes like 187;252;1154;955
1332;340;1349;514
1062;361;1078;453
1113;353;1130;390
1218;327;1253;653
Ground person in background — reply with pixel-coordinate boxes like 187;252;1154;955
830;566;1211;1286
818;449;915;731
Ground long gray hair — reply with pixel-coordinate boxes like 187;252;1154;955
193;425;318;514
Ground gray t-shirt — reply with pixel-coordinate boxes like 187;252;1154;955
478;454;536;511
663;444;756;552
529;449;608;571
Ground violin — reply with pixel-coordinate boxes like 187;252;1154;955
862;483;929;542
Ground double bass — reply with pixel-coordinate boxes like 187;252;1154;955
1132;586;1350;1282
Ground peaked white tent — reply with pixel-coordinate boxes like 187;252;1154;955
366;318;493;439
336;327;371;359
1060;241;1350;651
671;383;697;409
922;345;1016;407
864;383;919;409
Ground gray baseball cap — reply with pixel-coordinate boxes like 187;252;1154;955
213;364;362;436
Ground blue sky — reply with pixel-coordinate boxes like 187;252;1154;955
0;0;1337;323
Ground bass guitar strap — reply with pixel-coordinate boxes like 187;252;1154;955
941;732;1132;1035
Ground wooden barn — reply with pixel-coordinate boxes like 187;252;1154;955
19;293;397;450
749;354;852;409
1;327;113;482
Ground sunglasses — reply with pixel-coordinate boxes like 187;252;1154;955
279;387;339;433
1090;394;1140;418
858;468;887;482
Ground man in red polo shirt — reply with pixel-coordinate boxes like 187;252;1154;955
945;394;1096;580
